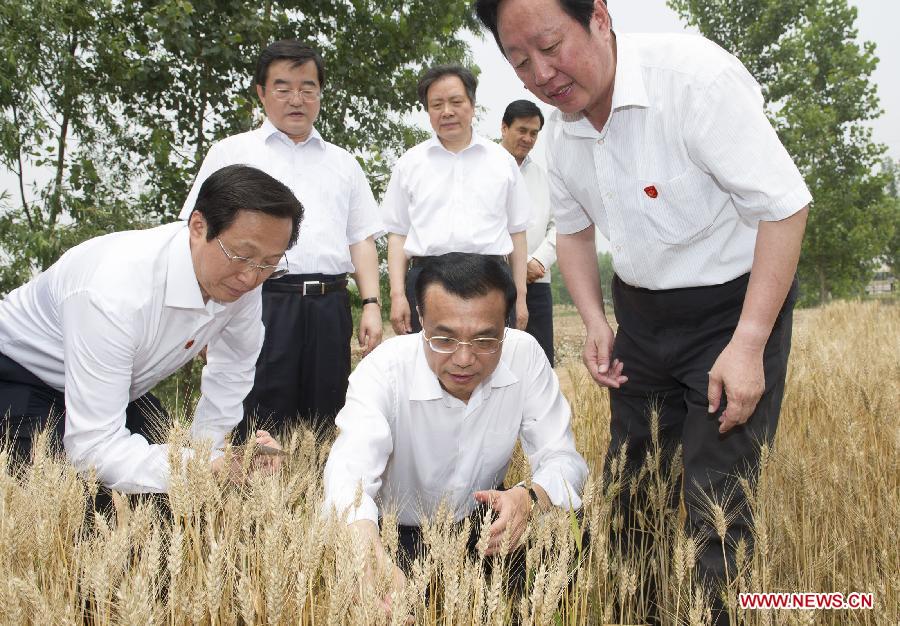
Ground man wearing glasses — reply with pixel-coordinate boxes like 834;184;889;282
324;253;587;599
0;165;301;492
179;40;383;435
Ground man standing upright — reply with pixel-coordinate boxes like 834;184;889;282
500;100;557;365
179;40;384;433
476;0;810;621
382;65;532;335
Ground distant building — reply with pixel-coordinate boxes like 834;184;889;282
866;263;896;295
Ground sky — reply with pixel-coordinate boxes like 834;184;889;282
457;0;900;167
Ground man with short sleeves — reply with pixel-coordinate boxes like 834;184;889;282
179;40;383;432
324;253;586;598
500;99;557;365
382;64;531;335
476;0;811;619
0;165;301;492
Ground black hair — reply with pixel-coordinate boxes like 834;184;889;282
191;164;304;248
255;39;325;89
502;99;544;128
416;64;478;109
474;0;599;54
415;253;516;321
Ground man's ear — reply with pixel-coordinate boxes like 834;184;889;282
256;83;266;105
592;0;612;31
188;211;207;238
416;305;424;328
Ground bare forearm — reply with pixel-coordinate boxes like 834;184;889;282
509;231;528;298
349;237;381;301
557;226;607;329
387;234;409;298
735;207;808;348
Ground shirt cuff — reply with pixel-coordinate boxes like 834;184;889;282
554;211;593;236
532;470;583;511
324;490;380;524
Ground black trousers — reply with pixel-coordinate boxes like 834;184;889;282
524;282;554;366
241;273;352;436
0;352;167;466
393;503;528;595
606;273;797;619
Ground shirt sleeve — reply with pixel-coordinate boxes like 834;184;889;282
345;156;385;244
531;221;557;271
546;127;594;235
518;339;588;510
506;162;531;234
60;291;176;493
323;349;395;524
178;142;228;221
380;159;412;236
191;291;264;450
683;58;812;223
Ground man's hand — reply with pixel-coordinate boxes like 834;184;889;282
515;295;529;330
472;487;532;556
526;258;546;284
583;321;627;388
251;430;283;474
390;294;412;335
708;339;766;434
358;304;383;357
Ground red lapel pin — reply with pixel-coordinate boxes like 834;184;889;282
184;340;195;350
644;185;658;199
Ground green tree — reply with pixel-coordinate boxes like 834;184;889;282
668;0;894;305
1;1;476;294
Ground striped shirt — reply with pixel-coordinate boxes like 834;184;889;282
547;33;811;290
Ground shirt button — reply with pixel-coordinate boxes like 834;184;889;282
597;138;604;145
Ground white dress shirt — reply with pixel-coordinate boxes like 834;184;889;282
381;133;531;258
547;33;812;290
521;155;556;284
323;330;587;526
178;120;383;275
0;223;264;493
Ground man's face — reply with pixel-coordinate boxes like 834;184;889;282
419;284;507;403
500;115;542;164
426;74;475;149
497;0;615;125
256;59;321;143
189;210;293;304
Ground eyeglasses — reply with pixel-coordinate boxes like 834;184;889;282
422;329;506;355
270;88;321;103
216;238;289;279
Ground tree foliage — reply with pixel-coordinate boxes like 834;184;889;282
0;0;477;294
667;0;895;304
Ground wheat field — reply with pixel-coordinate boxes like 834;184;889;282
0;300;897;625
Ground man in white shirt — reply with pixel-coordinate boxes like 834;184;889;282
500;99;557;365
179;40;384;433
324;253;586;594
476;0;810;619
382;64;531;335
0;165;301;493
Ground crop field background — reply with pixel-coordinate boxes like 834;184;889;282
0;300;897;625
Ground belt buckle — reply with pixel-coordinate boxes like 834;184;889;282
302;280;324;296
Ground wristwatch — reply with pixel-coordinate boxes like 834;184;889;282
361;297;380;307
524;485;539;515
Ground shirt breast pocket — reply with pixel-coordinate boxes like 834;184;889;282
637;169;718;246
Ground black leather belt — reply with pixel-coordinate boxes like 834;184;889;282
263;273;348;295
409;254;508;268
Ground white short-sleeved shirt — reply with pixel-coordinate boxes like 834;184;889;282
323;330;587;526
0;223;264;493
178;120;383;275
521;155;556;284
381;133;531;258
547;33;812;289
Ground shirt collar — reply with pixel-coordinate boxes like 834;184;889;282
425;131;487;155
560;33;649;139
259;118;326;151
408;333;520;404
165;224;208;310
519;153;534;170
